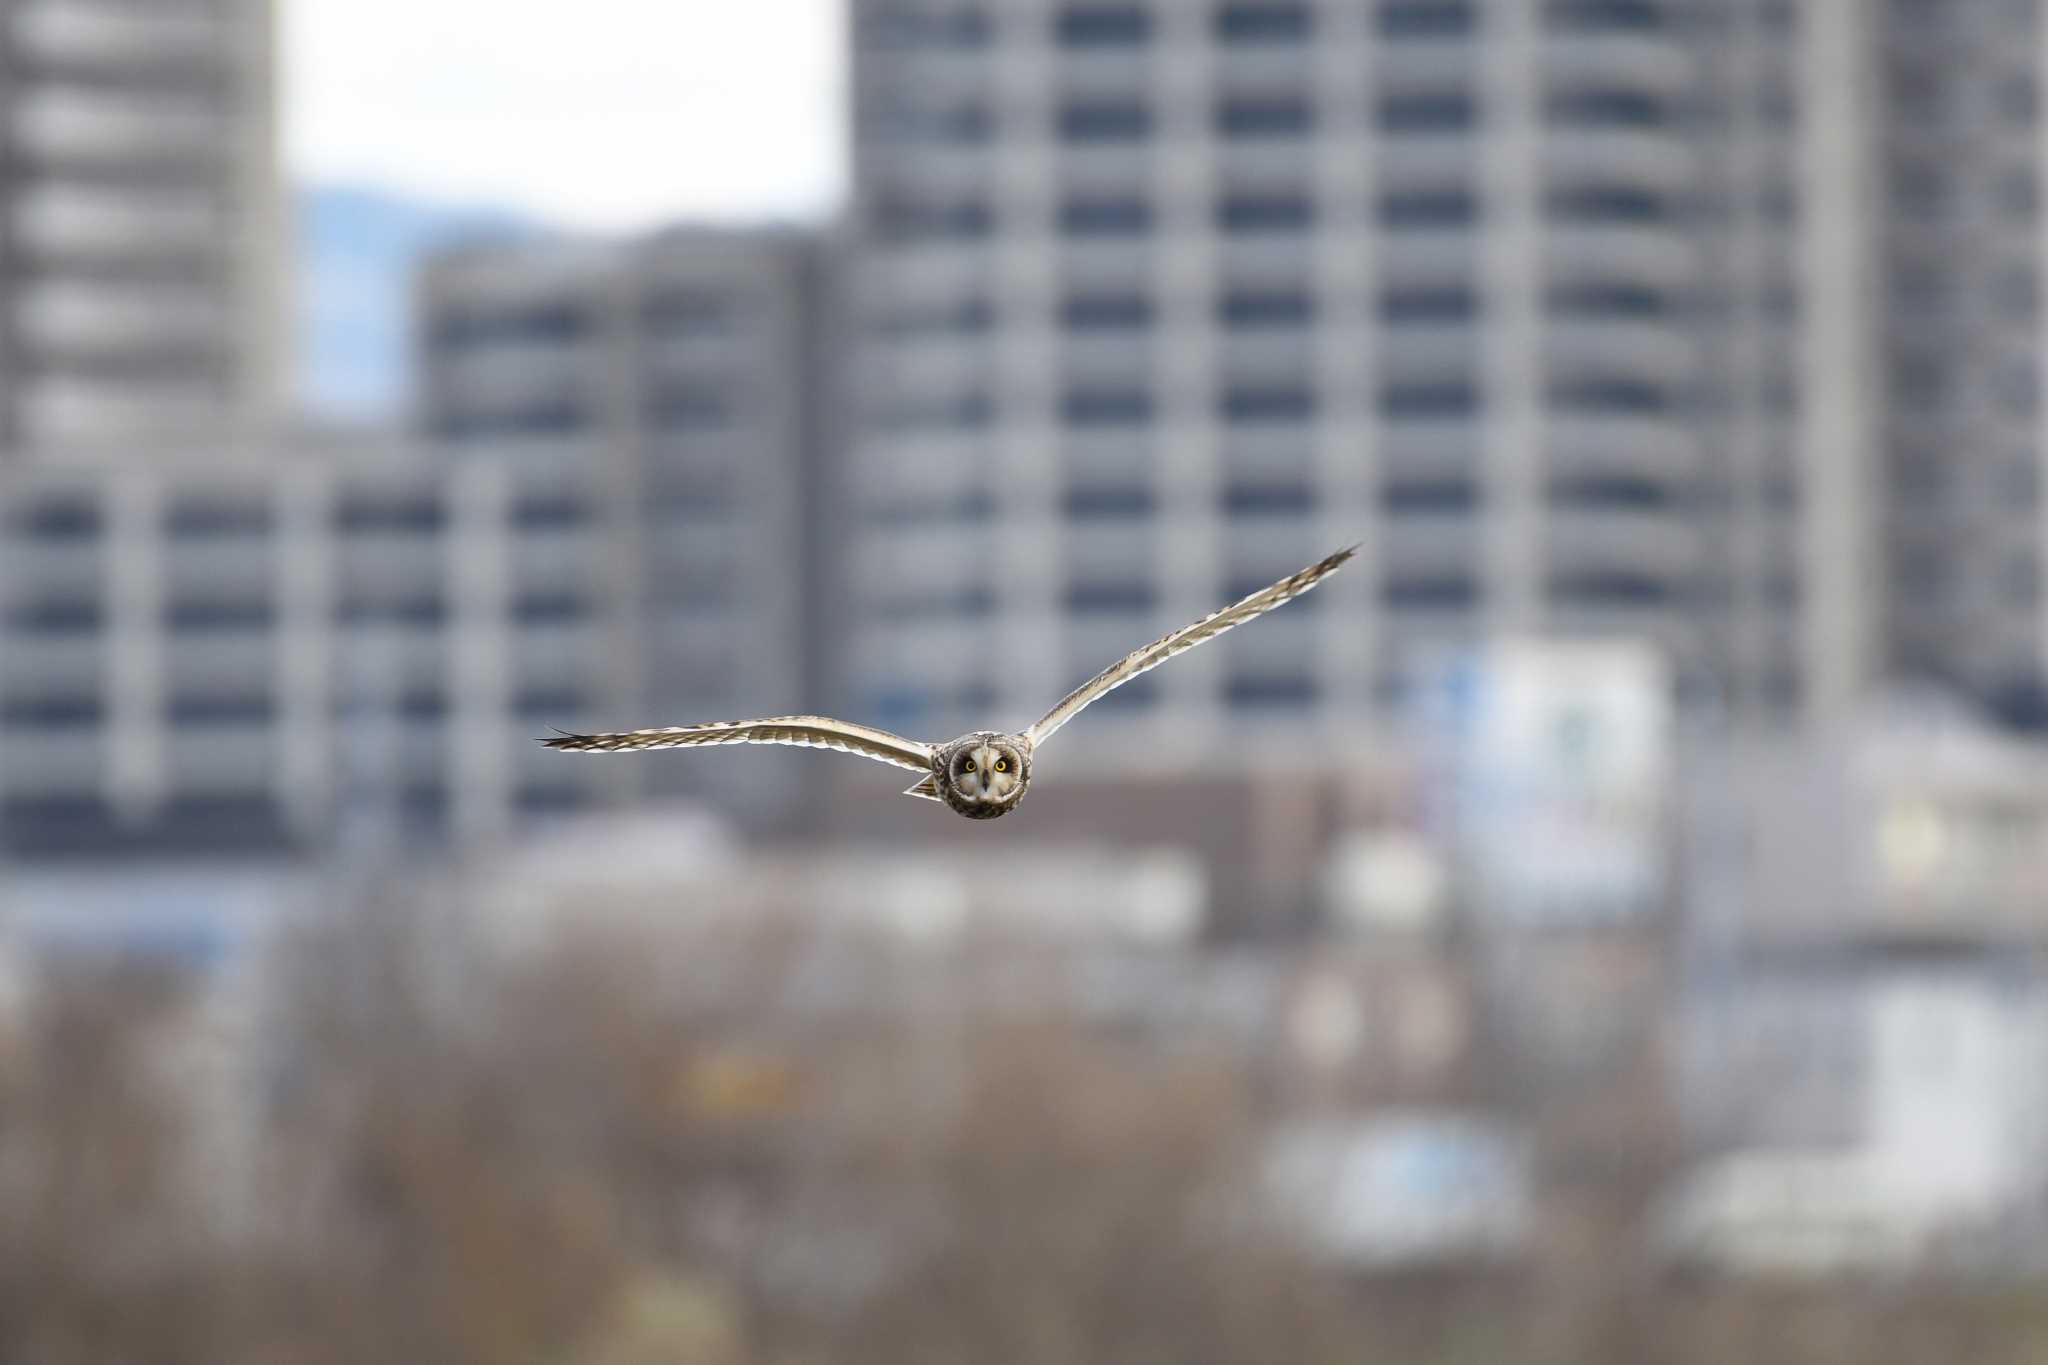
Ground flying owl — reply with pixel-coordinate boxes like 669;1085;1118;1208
543;546;1356;820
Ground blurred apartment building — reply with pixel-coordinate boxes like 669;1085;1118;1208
1868;2;2048;723
1673;692;2048;1272
839;0;1858;758
0;0;281;449
416;228;834;800
0;229;828;859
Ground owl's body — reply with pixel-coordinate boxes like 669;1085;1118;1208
543;547;1356;821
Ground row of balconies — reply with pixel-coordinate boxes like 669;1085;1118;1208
925;35;1694;105
878;224;1701;297
912;127;1696;197
880;315;1697;392
13;184;222;259
12;1;226;71
0;716;617;800
14;88;229;166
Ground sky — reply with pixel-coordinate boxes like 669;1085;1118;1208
284;0;845;231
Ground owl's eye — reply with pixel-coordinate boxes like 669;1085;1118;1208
962;758;976;773
994;757;1008;773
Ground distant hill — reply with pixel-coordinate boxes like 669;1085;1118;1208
296;184;550;428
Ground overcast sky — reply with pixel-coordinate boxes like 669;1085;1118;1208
284;0;845;230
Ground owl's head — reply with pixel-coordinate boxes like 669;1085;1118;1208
937;732;1031;820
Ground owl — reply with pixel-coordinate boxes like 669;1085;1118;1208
544;546;1355;820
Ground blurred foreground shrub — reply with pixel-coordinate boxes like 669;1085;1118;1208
1;893;2047;1364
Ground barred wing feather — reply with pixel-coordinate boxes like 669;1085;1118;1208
542;716;935;773
1026;546;1358;747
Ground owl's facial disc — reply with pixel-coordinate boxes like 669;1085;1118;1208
953;741;1023;807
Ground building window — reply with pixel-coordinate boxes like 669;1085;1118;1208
338;598;447;628
1384;480;1478;512
1381;287;1478;322
1384;575;1478;609
1547;0;1669;31
1063;388;1154;426
1219;195;1313;233
1066;582;1158;612
865;9;992;48
1062;294;1154;329
1549;378;1678;414
1218;97;1313;137
1215;4;1312;42
1547;89;1674;127
879;199;994;240
1551;572;1678;606
1065;485;1155;518
1548;283;1672;318
1550;476;1671;508
432;304;587;349
165;499;270;538
1378;92;1477;132
336;495;446;534
513;593;589;626
1220;387;1315;424
1549;186;1675;222
15;498;100;539
515;689;588;720
167;696;274;726
1379;2;1476;35
165;601;274;632
1062;197;1154;236
1055;5;1150;45
8;600;101;635
1220;290;1313;327
1226;675;1319;708
1381;381;1480;418
437;403;588;440
1223;483;1314;515
1;697;102;729
1379;189;1478;228
512;495;591;530
875;297;997;336
1059;101;1152;141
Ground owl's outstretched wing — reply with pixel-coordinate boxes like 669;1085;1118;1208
1026;545;1358;747
541;716;935;773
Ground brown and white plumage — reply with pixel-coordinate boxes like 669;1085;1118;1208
542;716;933;772
544;547;1356;820
1025;544;1358;745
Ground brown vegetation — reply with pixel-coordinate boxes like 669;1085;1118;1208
1;897;2045;1364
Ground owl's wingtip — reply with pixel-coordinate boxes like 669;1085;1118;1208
1317;543;1362;574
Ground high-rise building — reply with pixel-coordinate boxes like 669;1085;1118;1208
416;229;835;817
0;227;831;860
0;0;284;449
840;0;1881;758
0;445;603;855
1859;1;2048;721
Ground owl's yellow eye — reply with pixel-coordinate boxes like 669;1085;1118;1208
994;757;1008;773
962;759;976;773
